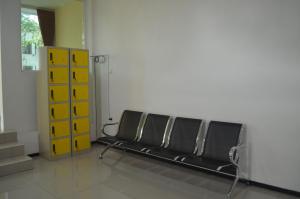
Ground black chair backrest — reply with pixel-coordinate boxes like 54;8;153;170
117;110;143;141
139;114;170;147
167;117;202;154
202;121;242;162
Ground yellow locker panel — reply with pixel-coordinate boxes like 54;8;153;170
48;67;69;84
72;102;89;117
72;85;89;101
73;134;90;152
70;50;89;67
71;68;89;83
51;138;70;156
72;118;90;135
48;48;69;66
49;85;69;102
49;103;69;120
50;120;70;138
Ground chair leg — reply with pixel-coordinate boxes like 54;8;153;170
226;168;239;199
99;142;118;159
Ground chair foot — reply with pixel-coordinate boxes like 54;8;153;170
226;193;231;199
227;169;239;199
98;143;117;159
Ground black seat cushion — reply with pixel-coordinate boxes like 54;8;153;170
167;117;202;154
139;114;170;147
202;121;242;162
122;143;186;161
97;136;120;145
97;136;130;146
120;142;153;152
182;156;236;175
116;110;143;141
149;148;186;161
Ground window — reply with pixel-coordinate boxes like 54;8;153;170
22;44;32;54
21;8;43;71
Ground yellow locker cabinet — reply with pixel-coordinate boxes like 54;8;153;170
51;138;70;156
70;50;89;67
48;67;69;84
49;103;69;120
48;48;69;66
50;120;70;138
72;102;89;117
49;86;69;102
72;85;89;101
38;47;90;160
71;68;89;83
73;135;91;152
72;118;90;135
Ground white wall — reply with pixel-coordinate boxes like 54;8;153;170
86;0;300;192
0;0;38;154
0;6;3;131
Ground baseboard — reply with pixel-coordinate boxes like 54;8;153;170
249;181;300;197
28;153;40;157
91;140;98;145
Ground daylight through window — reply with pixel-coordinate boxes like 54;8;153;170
21;8;43;71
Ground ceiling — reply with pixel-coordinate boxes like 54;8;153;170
21;0;81;9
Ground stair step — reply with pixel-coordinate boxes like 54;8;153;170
0;142;24;160
0;156;33;177
0;131;18;144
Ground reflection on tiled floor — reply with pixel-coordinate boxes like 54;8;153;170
0;145;298;199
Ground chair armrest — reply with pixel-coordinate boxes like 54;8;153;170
102;122;119;137
229;144;244;167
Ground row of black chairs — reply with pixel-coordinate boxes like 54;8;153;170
97;110;245;198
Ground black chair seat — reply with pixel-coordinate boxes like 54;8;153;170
97;137;130;146
121;142;153;152
149;148;187;161
121;143;186;161
182;156;236;175
97;136;120;145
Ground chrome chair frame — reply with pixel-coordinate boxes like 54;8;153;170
98;112;146;159
98;112;246;199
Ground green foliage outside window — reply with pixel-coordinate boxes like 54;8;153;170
21;13;43;51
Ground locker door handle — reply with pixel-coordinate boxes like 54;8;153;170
50;71;54;82
50;89;54;100
72;72;76;80
73;106;77;116
72;54;76;63
73;89;76;98
52;144;56;154
75;140;78;149
74;123;77;131
50;53;54;64
51;126;55;136
51;108;55;118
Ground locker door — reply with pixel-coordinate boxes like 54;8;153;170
72;85;89;101
51;138;70;156
71;68;89;83
49;86;69;102
50;121;70;138
48;48;69;66
48;67;69;84
72;118;90;135
49;103;69;120
72;102;89;117
70;50;89;67
73;135;90;152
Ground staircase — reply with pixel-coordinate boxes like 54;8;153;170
0;131;33;177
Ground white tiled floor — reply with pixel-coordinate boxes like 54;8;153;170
0;145;298;199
